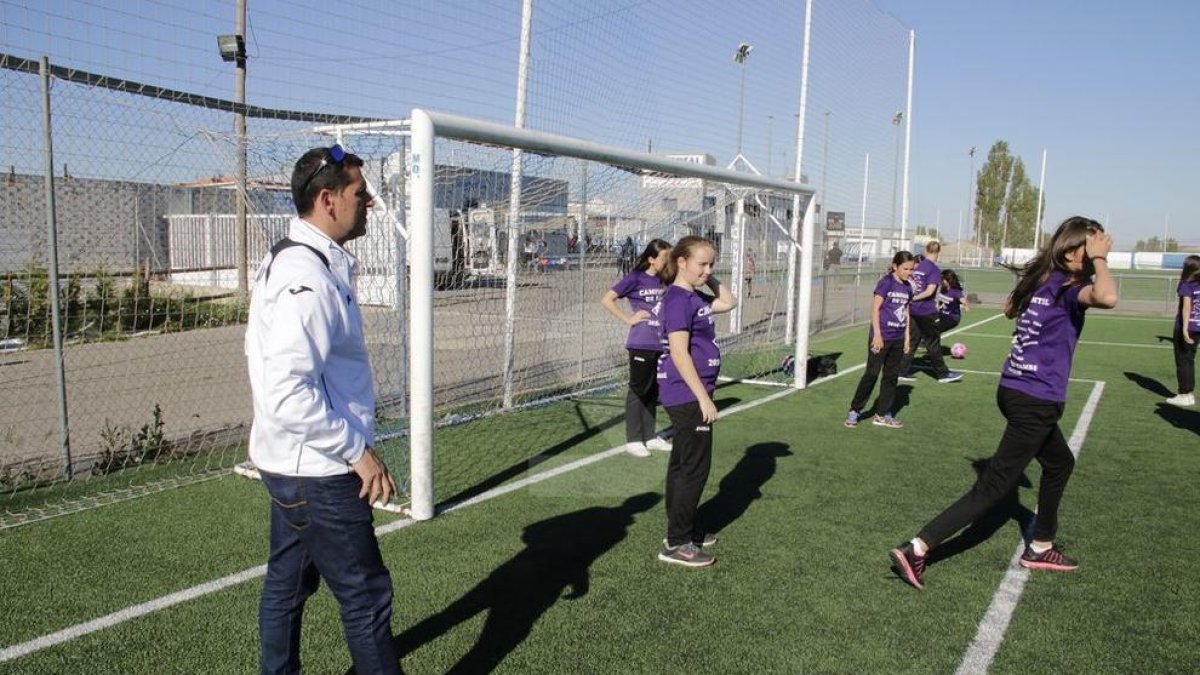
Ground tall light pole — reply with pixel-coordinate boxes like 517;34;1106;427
821;111;830;215
967;146;977;243
766;114;774;176
791;112;800;179
1033;148;1047;249
889;110;903;247
734;42;753;157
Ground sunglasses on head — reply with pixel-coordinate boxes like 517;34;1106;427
299;144;346;196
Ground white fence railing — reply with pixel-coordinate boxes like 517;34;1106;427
165;213;401;305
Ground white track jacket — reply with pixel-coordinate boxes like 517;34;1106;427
245;217;374;476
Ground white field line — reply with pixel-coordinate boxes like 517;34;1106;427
0;312;1006;664
921;367;1100;385
959;332;1172;350
716;376;792;388
1087;314;1173;322
954;380;1105;675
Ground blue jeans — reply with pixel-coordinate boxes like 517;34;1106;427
259;472;400;675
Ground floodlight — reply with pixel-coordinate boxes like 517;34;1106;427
217;34;245;63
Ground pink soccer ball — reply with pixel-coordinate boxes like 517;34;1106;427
951;343;967;359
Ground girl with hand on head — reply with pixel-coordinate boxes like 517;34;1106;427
845;251;916;429
600;239;674;457
891;217;1117;590
655;236;737;568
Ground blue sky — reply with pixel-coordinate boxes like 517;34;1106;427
1;0;1195;248
874;0;1200;247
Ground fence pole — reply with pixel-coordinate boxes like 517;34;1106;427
40;56;72;479
730;195;745;334
578;161;588;383
502;0;534;409
235;0;249;295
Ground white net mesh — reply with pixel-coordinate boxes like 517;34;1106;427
408;126;812;507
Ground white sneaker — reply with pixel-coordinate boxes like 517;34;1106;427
624;441;651;457
1165;393;1196;407
645;437;673;452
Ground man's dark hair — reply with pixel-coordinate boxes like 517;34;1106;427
291;146;365;216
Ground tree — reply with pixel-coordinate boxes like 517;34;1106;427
1004;158;1040;248
1134;236;1180;252
975;141;1043;250
975;142;1014;249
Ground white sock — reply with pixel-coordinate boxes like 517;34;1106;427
1030;541;1052;554
910;538;928;557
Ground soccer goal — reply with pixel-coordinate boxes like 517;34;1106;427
406;110;819;520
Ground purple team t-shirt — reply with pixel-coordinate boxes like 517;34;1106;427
1000;271;1091;403
1176;281;1200;333
937;287;964;321
611;270;667;351
656;285;720;407
909;258;941;316
872;274;912;342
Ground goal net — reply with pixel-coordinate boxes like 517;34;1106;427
405;110;817;519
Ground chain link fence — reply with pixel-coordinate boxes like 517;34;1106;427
0;56;400;526
0;0;920;523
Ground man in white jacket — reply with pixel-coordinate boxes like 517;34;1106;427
245;144;400;675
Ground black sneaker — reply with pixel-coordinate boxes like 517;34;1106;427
1019;545;1079;572
889;542;926;590
897;372;919;382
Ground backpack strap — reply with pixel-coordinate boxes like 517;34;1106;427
266;237;330;282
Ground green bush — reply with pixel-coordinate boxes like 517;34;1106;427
5;260;248;347
93;404;167;476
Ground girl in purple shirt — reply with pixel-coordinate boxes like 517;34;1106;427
891;217;1117;590
1166;255;1200;407
845;251;915;429
601;239;673;457
935;269;968;332
656;236;737;568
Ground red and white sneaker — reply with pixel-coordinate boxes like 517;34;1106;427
889;542;926;590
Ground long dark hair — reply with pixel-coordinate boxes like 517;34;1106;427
941;269;962;291
1179;255;1200;284
634;238;673;279
1006;216;1102;319
663;236;715;284
886;250;916;279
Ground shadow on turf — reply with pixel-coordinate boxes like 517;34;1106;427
924;458;1036;567
438;394;741;508
859;384;914;419
1154;402;1200;436
1124;371;1174;398
386;492;660;674
695;442;793;539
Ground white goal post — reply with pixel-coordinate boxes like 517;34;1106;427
407;109;817;520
